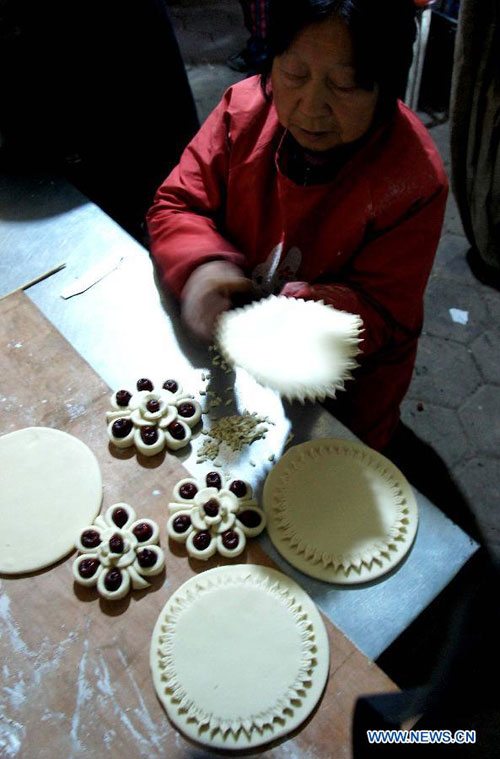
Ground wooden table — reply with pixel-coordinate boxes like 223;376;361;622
0;172;478;661
0;292;397;758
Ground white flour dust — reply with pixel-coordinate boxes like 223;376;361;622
69;642;169;758
1;587;170;758
0;592;29;656
70;637;91;752
280;743;317;759
117;648;169;752
0;716;25;758
1;589;83;757
64;401;87;420
3;680;25;709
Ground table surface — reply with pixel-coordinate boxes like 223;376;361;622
0;176;477;759
2;292;405;759
0;172;478;658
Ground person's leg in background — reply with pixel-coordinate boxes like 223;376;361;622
227;0;269;74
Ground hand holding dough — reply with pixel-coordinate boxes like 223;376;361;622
216;296;363;402
181;261;254;341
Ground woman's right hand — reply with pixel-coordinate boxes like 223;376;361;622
181;260;254;341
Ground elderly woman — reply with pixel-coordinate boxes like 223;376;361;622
147;0;448;452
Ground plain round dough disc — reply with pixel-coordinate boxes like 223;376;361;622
263;439;418;584
150;564;329;750
0;427;102;574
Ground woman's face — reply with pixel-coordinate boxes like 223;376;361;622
271;15;379;151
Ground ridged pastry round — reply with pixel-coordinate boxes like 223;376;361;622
150;564;329;750
215;296;363;402
0;427;102;574
263;439;418;584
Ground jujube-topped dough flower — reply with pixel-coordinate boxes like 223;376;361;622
106;377;202;456
73;503;165;600
167;473;266;560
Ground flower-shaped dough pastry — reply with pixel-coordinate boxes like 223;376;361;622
106;377;202;456
73;503;165;600
166;472;266;560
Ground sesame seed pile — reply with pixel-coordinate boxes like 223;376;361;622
196;411;271;465
208;344;233;374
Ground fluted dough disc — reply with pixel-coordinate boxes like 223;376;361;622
263;439;418;584
215;296;363;402
0;427;102;574
150;564;329;750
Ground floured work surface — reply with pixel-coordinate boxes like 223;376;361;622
0;292;397;759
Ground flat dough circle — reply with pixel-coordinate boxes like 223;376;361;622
0;427;102;574
150;564;329;750
215;296;363;402
263;439;418;584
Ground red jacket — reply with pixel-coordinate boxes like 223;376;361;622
147;77;448;450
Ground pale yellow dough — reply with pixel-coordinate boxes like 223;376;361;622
0;427;102;574
215;296;363;402
150;564;329;750
263;439;418;584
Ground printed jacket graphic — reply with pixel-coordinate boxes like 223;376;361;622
147;77;448;449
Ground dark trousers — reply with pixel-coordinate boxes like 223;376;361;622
239;0;269;49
